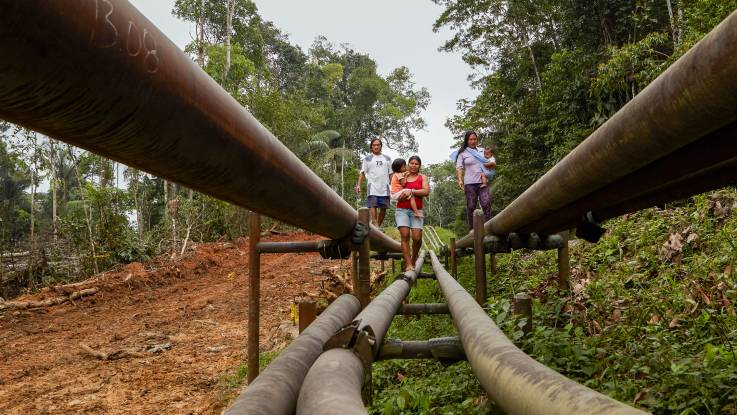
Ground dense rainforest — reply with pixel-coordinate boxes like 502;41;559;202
2;0;737;413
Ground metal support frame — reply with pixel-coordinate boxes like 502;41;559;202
247;212;261;383
296;254;426;414
449;238;457;279
512;293;532;335
226;295;361;415
557;231;570;290
256;240;327;254
473;210;487;305
429;251;646;415
298;300;317;334
398;303;449;315
377;337;466;362
357;208;371;309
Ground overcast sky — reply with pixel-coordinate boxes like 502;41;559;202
128;0;477;165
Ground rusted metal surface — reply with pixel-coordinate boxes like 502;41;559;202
597;157;737;220
450;238;457;279
522;121;737;235
398;303;449;315
456;233;565;257
377;337;466;362
512;293;532;335
226;295;361;415
429;252;647;415
557;231;570;290
296;254;426;414
357;208;371;309
455;11;737;248
247;212;261;384
298;300;317;334
0;0;399;253
257;240;329;254
473;210;487;305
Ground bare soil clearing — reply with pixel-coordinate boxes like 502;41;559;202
0;232;355;414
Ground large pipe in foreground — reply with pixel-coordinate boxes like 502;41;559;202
457;11;737;248
297;254;426;414
0;0;399;252
428;252;646;415
225;294;361;415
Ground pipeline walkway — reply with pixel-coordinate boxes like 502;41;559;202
3;2;737;413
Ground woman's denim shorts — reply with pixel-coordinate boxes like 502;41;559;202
395;208;424;229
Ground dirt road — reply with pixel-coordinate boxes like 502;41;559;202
0;233;353;414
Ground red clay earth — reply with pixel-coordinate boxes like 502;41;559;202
0;232;366;414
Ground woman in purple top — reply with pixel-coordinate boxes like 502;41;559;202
455;130;494;230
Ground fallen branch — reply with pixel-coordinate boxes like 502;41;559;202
80;343;145;360
0;287;98;310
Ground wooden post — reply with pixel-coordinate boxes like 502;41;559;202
513;293;533;335
557;230;570;290
351;251;359;295
450;237;457;279
247;212;261;383
357;208;371;308
473;210;487;305
488;253;496;282
298;300;317;333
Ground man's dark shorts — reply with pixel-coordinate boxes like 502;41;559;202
366;196;389;209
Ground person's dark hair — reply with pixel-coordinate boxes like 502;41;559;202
369;138;382;150
408;155;422;167
455;130;477;162
391;158;406;173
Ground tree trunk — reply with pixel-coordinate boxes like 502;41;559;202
224;0;234;79
50;139;58;243
666;0;678;47
70;146;98;274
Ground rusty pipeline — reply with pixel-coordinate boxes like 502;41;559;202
377;337;466;362
225;294;361;415
457;11;737;248
0;0;399;252
398;303;449;315
296;254;426;414
429;252;647;415
522;120;737;235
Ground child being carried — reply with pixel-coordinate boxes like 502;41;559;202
390;158;423;218
479;147;496;189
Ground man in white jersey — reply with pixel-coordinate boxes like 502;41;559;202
354;138;392;226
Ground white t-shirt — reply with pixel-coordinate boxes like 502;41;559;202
361;153;391;196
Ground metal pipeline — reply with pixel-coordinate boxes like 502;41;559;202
225;294;361;415
522;120;737;235
296;254;426;414
377;337;466;362
0;0;399;252
457;11;737;248
257;240;330;254
429;252;647;415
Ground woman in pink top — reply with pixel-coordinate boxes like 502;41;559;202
395;156;430;271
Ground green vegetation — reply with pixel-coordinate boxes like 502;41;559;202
371;189;737;414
